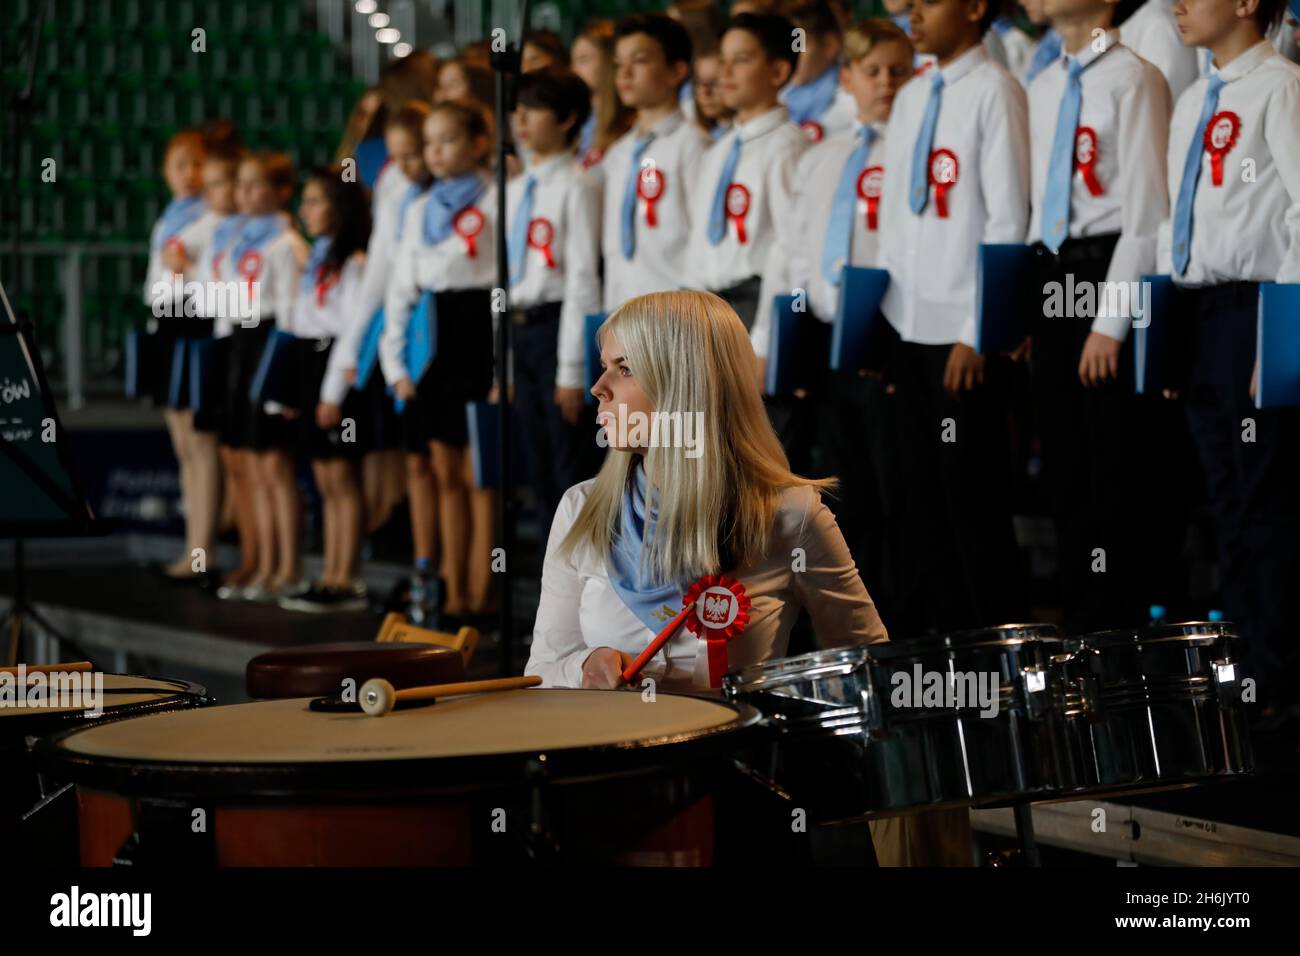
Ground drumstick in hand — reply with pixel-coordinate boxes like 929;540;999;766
360;674;542;716
620;602;696;686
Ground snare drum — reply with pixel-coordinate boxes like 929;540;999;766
724;625;1069;821
2;674;209;841
1054;622;1253;795
38;688;759;866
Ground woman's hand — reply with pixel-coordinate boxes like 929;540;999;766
581;647;633;689
942;343;985;396
395;377;417;402
317;401;342;430
343;367;357;386
555;386;584;424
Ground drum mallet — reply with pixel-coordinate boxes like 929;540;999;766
620;602;696;685
359;675;541;717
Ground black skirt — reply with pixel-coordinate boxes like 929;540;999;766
219;321;274;449
298;338;366;461
421;287;495;448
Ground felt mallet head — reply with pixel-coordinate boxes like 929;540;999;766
360;678;398;716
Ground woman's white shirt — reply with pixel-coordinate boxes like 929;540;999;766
526;478;888;694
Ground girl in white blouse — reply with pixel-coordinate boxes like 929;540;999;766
526;290;888;694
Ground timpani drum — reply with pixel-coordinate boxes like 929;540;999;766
37;688;760;866
1053;622;1253;795
244;641;465;699
724;625;1072;821
2;674;209;840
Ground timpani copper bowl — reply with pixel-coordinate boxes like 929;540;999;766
36;687;761;866
244;641;466;699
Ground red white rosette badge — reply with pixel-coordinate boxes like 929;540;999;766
683;574;751;688
857;165;884;231
928;149;958;219
527;217;556;269
237;250;262;295
1203;111;1240;187
315;266;339;306
454;206;485;258
725;183;751;244
637;166;665;228
1073;127;1103;197
800;120;824;143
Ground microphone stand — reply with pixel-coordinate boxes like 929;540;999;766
489;0;532;675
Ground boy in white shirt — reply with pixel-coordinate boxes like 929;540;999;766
1025;0;1171;632
877;0;1031;631
1121;0;1203;99
781;1;859;143
686;11;808;330
507;68;603;532
1159;0;1300;722
602;14;711;312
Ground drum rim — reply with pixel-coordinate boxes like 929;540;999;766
868;623;1063;660
723;645;870;694
0;674;209;737
33;692;763;798
1075;621;1238;647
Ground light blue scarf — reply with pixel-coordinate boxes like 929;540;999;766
783;62;841;126
300;236;331;294
606;461;692;635
230;213;284;265
152;195;206;251
421;172;487;246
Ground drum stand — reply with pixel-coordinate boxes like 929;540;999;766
1011;801;1042;867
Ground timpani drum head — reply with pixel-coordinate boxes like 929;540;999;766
1;674;209;739
40;688;760;796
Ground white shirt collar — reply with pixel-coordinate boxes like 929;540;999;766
523;151;573;181
1064;28;1120;70
735;104;790;142
1211;39;1275;82
937;43;989;86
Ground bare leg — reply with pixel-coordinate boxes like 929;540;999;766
249;449;277;588
220;446;258;586
361;452;386;534
333;459;365;584
464;451;496;614
406;451;437;565
264;449;301;589
189;429;221;571
381;449;406;515
313;459;336;587
163;408;194;575
430;441;468;615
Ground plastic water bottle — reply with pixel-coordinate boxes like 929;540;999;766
409;557;432;626
1148;604;1167;625
1208;609;1225;623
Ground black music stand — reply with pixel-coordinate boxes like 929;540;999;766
488;0;534;675
0;280;102;666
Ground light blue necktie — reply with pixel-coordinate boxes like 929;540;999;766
822;126;877;285
1172;75;1226;276
1041;57;1085;254
621;134;653;259
909;70;945;215
508;174;536;286
1024;30;1062;86
707;133;743;245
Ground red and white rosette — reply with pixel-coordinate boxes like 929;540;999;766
237;250;262;296
1203;110;1240;188
315;265;339;307
454;206;485;258
857;165;884;231
637;166;665;228
1074;126;1103;197
928;148;958;219
527;217;556;269
800;120;825;143
724;183;751;245
683;574;751;688
163;236;185;271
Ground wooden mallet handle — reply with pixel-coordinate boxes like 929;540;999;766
359;674;542;716
0;661;93;677
621;602;696;685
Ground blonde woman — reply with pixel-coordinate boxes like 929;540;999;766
526;291;887;693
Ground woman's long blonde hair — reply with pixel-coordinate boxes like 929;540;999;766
558;291;834;583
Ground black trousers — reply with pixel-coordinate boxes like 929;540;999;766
890;336;1027;634
511;304;599;536
1027;236;1143;634
1183;281;1300;707
717;276;762;332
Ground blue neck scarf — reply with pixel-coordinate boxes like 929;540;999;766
396;181;428;241
891;13;912;36
211;214;245;259
300;236;331;294
578;113;596;157
231;213;284;265
783;62;841;126
153;195;205;251
607;462;692;636
422;172;487;246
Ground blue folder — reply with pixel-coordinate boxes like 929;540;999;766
465;400;531;489
395;292;438;413
125;329;143;399
1132;274;1181;396
1255;283;1300;409
188;337;220;415
248;328;301;407
975;243;1034;354
354;308;384;390
583;312;605;405
829;266;891;372
765;295;801;395
166;337;189;408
